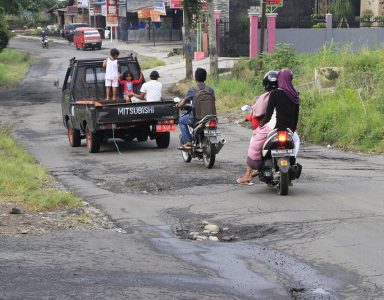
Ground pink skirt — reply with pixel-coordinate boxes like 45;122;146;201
247;124;273;161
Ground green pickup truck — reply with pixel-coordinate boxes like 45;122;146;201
60;56;179;153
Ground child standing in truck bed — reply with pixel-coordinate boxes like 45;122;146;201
118;71;143;103
103;48;120;101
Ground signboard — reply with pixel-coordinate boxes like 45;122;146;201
170;0;182;8
138;9;151;19
150;10;161;22
264;0;283;7
94;5;102;15
67;6;78;16
77;0;89;8
154;2;166;15
127;0;158;11
106;0;118;27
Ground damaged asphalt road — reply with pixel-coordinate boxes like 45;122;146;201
0;38;384;299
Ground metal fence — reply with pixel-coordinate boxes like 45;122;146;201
219;19;250;57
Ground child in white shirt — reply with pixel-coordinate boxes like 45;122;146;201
102;48;120;101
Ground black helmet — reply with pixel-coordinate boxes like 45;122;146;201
263;71;279;91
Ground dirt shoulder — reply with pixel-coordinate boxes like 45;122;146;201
0;202;120;237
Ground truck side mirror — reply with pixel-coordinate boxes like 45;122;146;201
53;79;60;88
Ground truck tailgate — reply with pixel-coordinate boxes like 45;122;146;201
95;101;179;124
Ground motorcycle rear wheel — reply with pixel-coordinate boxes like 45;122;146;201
202;138;215;169
277;172;289;195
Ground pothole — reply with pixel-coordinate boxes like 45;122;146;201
174;223;277;242
166;208;277;242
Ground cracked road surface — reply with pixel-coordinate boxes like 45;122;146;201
0;38;384;299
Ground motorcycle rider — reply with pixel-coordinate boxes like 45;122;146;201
40;30;47;42
248;71;279;129
176;68;215;150
237;68;300;185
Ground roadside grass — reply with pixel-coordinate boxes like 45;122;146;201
140;56;166;70
0;127;82;211
0;49;31;88
169;44;384;153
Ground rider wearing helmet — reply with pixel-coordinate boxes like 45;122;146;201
40;30;47;42
246;71;279;129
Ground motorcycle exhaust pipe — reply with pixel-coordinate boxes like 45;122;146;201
291;164;302;179
215;138;226;154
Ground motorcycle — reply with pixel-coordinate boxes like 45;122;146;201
41;37;49;49
176;99;226;169
241;105;301;195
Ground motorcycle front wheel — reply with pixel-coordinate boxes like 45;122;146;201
180;138;192;163
202;137;216;169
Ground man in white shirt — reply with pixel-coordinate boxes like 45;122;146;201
130;71;162;102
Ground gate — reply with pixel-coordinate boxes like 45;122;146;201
219;19;250;57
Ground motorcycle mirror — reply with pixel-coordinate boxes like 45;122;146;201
53;79;60;88
241;105;252;112
173;97;181;103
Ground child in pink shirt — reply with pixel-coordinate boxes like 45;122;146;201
118;71;143;103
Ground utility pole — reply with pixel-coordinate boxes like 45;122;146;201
257;1;266;71
208;0;218;80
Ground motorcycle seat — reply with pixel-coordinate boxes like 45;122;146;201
191;115;217;128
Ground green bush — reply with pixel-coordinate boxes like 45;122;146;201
0;10;10;52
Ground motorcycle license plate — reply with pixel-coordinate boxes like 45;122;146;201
204;130;220;136
156;125;177;132
271;149;294;157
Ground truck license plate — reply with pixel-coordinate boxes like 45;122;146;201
271;149;294;157
156;125;177;132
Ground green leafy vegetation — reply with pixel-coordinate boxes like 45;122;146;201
0;8;10;51
139;56;166;70
0;49;31;87
0;127;82;210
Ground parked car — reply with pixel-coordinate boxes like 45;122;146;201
74;27;102;50
62;23;89;41
60;55;179;153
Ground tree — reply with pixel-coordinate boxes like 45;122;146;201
183;0;203;80
329;0;353;27
0;0;60;18
0;8;10;51
208;0;218;80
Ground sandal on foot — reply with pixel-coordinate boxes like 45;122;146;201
251;170;260;177
236;178;254;186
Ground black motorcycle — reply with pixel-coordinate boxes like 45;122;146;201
259;128;301;195
179;107;225;169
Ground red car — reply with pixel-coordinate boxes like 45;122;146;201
73;27;102;50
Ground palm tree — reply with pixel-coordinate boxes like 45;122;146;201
329;0;353;28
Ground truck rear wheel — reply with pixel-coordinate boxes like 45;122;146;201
156;132;170;148
86;126;100;153
67;122;81;147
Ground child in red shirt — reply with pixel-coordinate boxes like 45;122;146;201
118;71;143;103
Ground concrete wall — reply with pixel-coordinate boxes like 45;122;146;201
276;28;384;53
